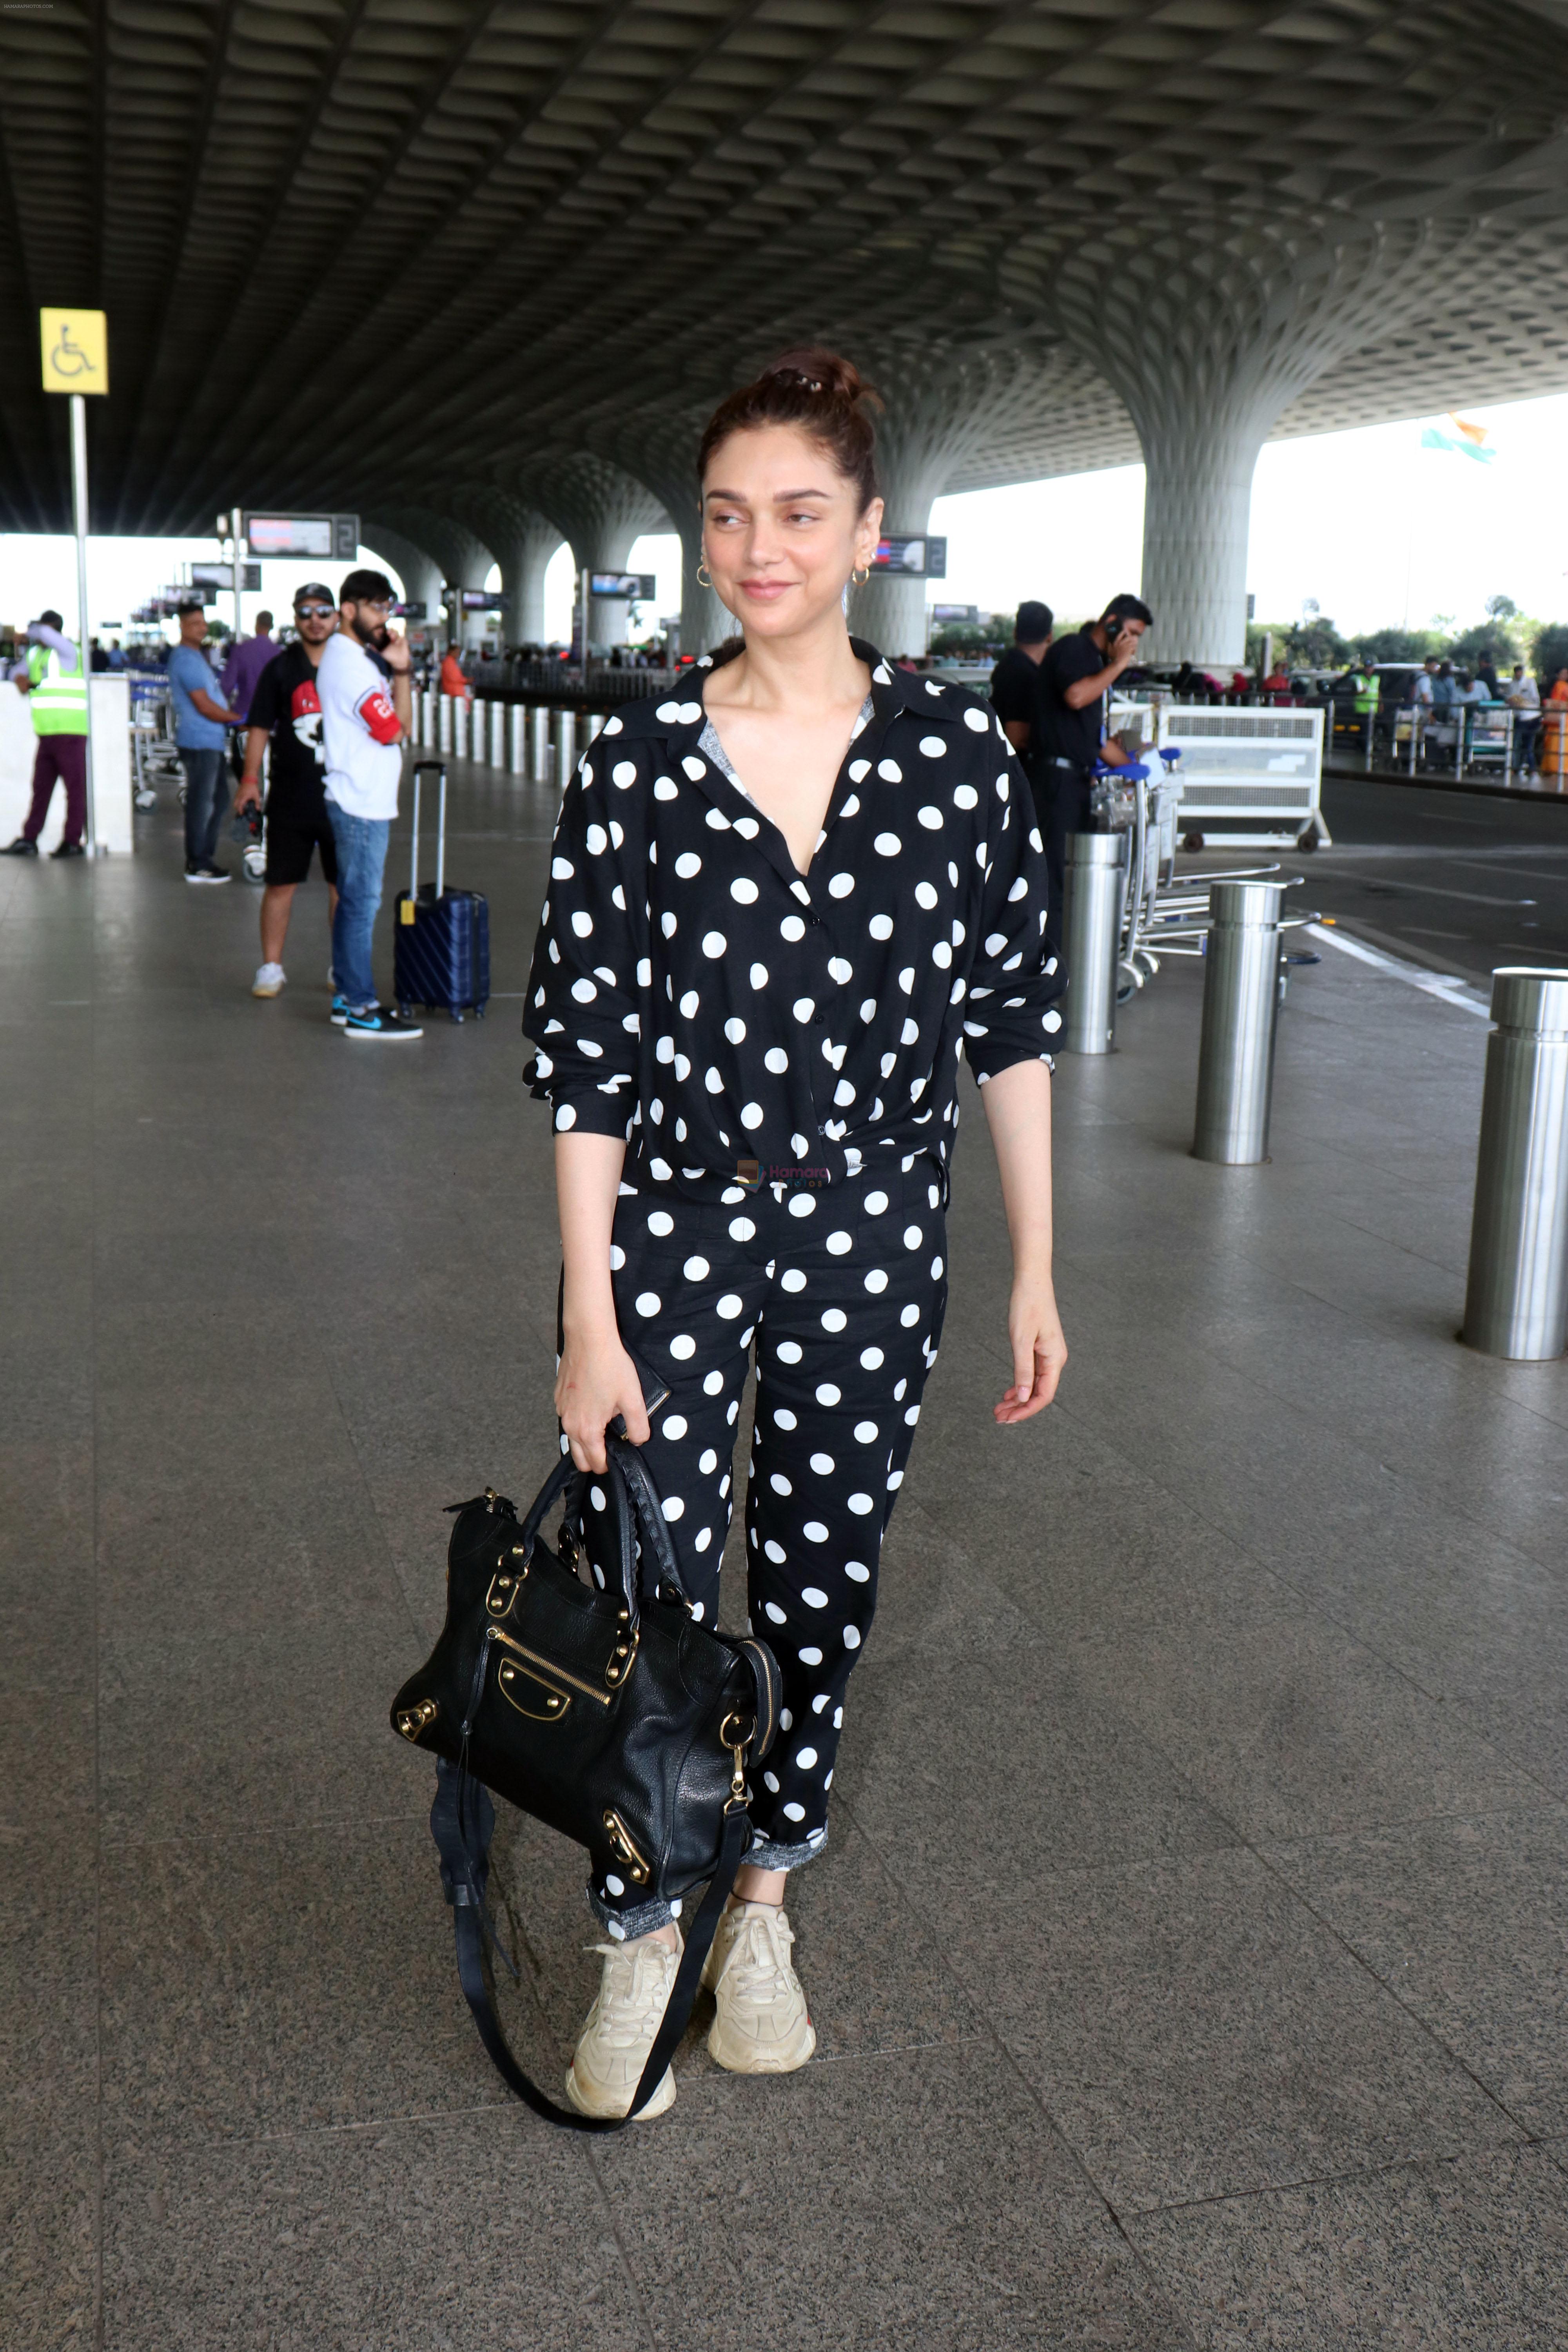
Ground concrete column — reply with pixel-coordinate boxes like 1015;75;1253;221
1037;222;1432;667
452;491;562;643
373;505;496;647
536;456;671;651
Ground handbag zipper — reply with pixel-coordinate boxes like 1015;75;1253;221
488;1625;612;1708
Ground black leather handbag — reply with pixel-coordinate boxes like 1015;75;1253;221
389;1432;781;2130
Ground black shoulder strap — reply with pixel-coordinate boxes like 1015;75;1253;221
430;1759;749;2132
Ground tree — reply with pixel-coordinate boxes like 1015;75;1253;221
1349;626;1444;665
1531;623;1568;687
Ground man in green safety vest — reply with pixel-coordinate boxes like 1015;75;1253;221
1;610;91;857
1345;662;1378;745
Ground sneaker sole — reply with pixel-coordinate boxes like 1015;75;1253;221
706;2013;816;2075
185;874;230;884
343;1027;423;1040
564;2063;676;2121
252;986;283;999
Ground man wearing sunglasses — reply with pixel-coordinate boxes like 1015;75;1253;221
234;585;339;999
317;567;422;1040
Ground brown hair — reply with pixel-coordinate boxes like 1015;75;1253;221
697;347;881;512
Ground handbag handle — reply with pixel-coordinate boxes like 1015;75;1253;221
514;1434;689;1628
606;1430;690;1609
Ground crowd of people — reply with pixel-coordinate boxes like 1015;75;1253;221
3;575;425;1040
985;593;1153;925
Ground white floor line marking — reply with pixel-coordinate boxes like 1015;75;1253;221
1307;923;1492;1018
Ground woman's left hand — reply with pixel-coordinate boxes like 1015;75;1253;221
994;1271;1067;1423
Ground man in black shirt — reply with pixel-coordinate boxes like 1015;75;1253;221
233;583;340;1000
1035;593;1152;926
989;600;1053;760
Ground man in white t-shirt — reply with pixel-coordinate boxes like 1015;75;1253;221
1508;663;1542;773
318;568;422;1039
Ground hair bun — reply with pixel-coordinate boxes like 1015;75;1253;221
761;347;877;410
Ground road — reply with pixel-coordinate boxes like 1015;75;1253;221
1274;777;1568;983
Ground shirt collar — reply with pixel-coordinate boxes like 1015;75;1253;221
612;638;965;749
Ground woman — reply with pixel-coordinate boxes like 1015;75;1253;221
524;349;1068;2120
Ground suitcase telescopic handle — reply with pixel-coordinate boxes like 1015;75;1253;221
410;760;448;900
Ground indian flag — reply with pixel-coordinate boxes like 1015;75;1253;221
1420;413;1496;463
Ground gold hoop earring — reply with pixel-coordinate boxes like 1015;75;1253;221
696;559;713;589
851;563;871;588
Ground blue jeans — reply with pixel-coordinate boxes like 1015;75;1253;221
180;747;227;869
327;806;391;1011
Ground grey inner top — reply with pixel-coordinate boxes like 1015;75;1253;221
698;695;876;805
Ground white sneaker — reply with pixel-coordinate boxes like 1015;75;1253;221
701;1902;816;2074
564;1934;681;2120
252;962;285;998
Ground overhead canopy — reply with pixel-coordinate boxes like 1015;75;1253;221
3;0;1565;564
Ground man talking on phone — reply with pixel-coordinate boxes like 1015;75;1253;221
317;567;423;1040
1034;593;1152;929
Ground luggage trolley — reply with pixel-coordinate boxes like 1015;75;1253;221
129;673;179;809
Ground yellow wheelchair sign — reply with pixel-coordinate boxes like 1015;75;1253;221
40;309;108;395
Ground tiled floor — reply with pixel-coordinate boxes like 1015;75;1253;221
5;760;1567;2348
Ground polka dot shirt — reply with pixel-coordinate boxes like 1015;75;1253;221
524;641;1063;1193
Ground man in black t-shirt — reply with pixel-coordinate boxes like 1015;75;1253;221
233;583;340;1000
1035;593;1152;927
989;600;1053;763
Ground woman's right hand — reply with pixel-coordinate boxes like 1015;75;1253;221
555;1323;651;1473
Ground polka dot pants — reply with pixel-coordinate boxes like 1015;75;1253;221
577;1155;948;1937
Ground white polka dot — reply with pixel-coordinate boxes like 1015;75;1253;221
816;1382;842;1406
775;1407;799;1429
770;1472;792;1495
820;1309;847;1333
763;1769;780;1791
716;1293;744;1319
664;1414;689;1440
919;735;946;758
765;1600;788;1622
798;1647;823;1666
553;1103;576;1129
868;913;894;940
828;958;853;986
702;931;727;958
662;1495;684;1521
954;784;978;810
729;1215;756;1239
730;877;759;904
833;1080;856;1107
873;832;901;856
843;1625;862;1648
864;1268;888;1293
704;1369;725;1394
877;758;902;781
825;1230;853;1256
914;881;938;912
609;1244;626;1270
901;1302;920;1327
848;757;871;781
792;997;815;1024
648;1209;675;1236
917;806;942;830
963;706;988;731
674;851;701;880
780;915;806;943
681;754;707;780
845;1561;871;1583
764;1047;789;1074
740;1102;765;1129
777;1340;803;1363
750;962;769;989
670;1333;697;1359
682;1255;710;1280
661;911;677;938
780;1270;807;1293
795;1746;819;1770
551;855;575;879
782;1802;807;1822
606;1872;625;1895
931;1255;944;1279
788;1193;816;1218
848;1492;874;1515
613;759;637;787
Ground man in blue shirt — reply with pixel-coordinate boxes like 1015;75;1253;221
167;601;241;881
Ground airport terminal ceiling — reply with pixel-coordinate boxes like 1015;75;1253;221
4;0;1568;541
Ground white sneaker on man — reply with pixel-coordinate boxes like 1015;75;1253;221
252;962;285;998
701;1902;816;2074
565;1934;681;2120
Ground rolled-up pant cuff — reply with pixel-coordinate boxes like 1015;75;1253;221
584;1826;828;1938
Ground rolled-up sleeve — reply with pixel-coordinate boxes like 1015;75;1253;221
523;742;643;1137
961;743;1063;1080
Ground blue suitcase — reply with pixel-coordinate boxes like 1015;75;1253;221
394;761;490;1024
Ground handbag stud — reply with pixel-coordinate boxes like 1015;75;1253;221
394;1698;439;1742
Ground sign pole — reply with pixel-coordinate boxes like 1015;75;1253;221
69;391;96;857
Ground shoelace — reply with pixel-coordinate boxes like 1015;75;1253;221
588;1942;675;2047
724;1912;796;2007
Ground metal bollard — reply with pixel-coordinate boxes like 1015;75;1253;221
582;710;606;750
508;702;525;775
488;699;506;768
456;697;472;760
1462;969;1568;1359
551;706;577;786
1192;879;1286;1163
1060;834;1127;1054
528;704;550;784
437;695;453;757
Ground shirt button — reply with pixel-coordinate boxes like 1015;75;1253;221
808;913;824;927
